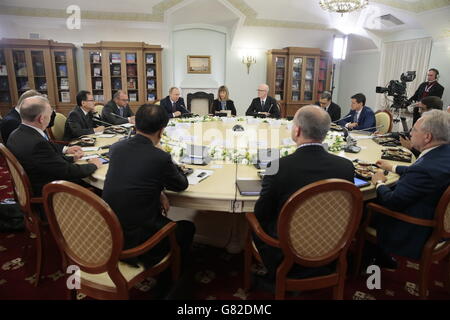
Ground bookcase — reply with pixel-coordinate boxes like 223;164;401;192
82;42;162;113
267;47;332;118
0;38;78;116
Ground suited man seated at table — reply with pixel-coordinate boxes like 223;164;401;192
370;110;450;265
7;95;102;196
160;87;189;118
316;91;341;122
245;84;280;118
339;93;376;132
63;90;105;141
102;103;195;270
212;85;237;116
253;105;354;282
102;90;135;125
1;89;42;144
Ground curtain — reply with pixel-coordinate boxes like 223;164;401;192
376;37;433;110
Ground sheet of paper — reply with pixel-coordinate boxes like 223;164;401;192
81;154;99;160
97;134;115;138
120;123;134;128
81;147;99;152
187;169;213;185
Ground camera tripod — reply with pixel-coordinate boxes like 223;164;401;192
389;106;409;133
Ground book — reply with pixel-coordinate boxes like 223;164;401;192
95;80;102;90
319;70;326;80
305;81;311;92
146;54;154;64
111;53;121;64
93;67;101;77
55;53;66;63
275;94;281;101
61;91;70;103
0;78;8;90
126;53;136;64
147;79;155;89
112;65;121;76
127;78;136;89
320;59;326;69
94;94;104;101
129;93;137;102
305;70;313;80
112;78;121;90
276;58;285;68
126;65;136;77
146;67;154;77
236;180;262;196
92;54;101;64
60;78;69;90
0;65;7;76
58;65;67;77
147;93;156;101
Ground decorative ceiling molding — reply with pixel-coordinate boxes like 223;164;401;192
372;0;450;13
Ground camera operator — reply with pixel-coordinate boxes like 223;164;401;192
408;68;445;124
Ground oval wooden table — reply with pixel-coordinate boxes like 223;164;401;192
80;118;412;253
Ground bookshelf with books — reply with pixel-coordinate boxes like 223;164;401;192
0;39;72;115
267;47;332;117
83;42;162;111
50;41;78;114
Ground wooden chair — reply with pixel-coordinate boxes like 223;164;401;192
187;91;214;115
244;179;363;299
43;180;181;300
375;110;393;134
354;186;450;299
0;143;46;286
46;112;67;144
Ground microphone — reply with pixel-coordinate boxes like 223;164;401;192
332;114;352;123
178;104;194;117
349;125;384;134
110;113;129;120
92;115;114;127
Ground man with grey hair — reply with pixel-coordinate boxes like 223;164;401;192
316;91;341;122
7;96;102;196
246;83;280;118
253;105;354;283
102;90;135;125
160;87;189;118
371;109;450;262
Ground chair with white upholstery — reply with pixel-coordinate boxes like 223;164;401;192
375;110;393;134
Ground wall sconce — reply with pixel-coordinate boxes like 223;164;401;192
242;55;256;74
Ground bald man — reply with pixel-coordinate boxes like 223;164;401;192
253;105;354;282
245;84;280;118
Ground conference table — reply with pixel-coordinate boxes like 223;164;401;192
79;116;413;253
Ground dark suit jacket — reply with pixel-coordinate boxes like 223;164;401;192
159;96;189;118
375;144;450;259
1;108;21;143
315;101;341;122
245;96;280;118
212;99;237;116
7;124;97;196
101;100;133;125
63;106;99;141
339;106;376;132
410;81;444;102
254;145;354;276
102;134;188;253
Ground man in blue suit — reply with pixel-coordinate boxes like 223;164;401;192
159;87;189;118
339;93;376;132
372;109;450;260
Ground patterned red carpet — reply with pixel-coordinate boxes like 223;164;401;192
0;158;449;300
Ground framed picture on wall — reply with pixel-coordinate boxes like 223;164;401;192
187;55;211;74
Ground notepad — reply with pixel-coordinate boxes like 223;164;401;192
236;180;262;196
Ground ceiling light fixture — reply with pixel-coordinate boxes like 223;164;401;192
319;0;368;15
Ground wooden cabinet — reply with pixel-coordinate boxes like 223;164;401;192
0;38;78;116
82;42;162;113
267;47;332;118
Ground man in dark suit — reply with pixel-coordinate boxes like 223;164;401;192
101;90;135;125
1;89;40;143
102;104;195;271
63;90;105;141
159;87;189;118
7;96;102;196
254;105;354;280
339;93;376;132
317;91;341;122
245;84;280;118
372;109;450;261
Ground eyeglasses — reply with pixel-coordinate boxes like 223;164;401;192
86;99;95;102
257;89;267;92
120;99;129;102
